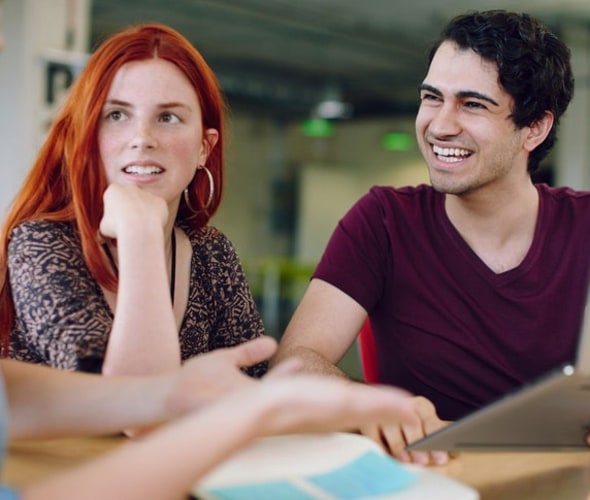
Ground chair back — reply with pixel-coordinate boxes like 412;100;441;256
358;319;379;383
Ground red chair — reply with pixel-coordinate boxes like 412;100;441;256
358;318;379;383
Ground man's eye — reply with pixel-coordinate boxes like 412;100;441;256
421;93;440;102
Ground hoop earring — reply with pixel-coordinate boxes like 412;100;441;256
183;165;215;214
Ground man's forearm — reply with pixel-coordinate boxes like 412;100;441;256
271;345;349;379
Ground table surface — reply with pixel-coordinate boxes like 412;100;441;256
3;435;590;499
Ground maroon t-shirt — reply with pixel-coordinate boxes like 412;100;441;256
314;183;590;420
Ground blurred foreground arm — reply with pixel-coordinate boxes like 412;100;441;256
4;336;277;440
21;375;416;500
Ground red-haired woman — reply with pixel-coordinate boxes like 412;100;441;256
0;23;266;377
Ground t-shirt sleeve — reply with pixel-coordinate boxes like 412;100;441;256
313;187;392;312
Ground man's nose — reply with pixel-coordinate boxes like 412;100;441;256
428;103;462;138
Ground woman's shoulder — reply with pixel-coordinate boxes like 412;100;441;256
180;224;232;250
7;220;88;287
9;220;80;257
10;219;76;243
179;224;240;273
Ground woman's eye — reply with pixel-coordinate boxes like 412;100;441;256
106;110;124;121
161;112;180;124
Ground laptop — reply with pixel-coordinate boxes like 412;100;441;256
407;284;590;452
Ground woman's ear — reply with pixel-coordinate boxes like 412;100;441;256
524;111;554;152
199;129;219;164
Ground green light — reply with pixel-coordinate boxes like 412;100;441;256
300;118;334;138
382;132;413;151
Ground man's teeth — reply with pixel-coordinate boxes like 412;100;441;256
433;145;470;162
124;165;163;175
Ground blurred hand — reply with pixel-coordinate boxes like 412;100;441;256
245;376;417;438
359;395;451;466
163;336;297;418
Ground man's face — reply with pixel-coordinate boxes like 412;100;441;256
415;41;531;196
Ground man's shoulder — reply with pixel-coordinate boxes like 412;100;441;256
366;184;438;209
370;184;433;196
539;183;590;206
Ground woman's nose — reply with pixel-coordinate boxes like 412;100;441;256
130;122;157;149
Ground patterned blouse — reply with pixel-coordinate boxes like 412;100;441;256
7;220;267;376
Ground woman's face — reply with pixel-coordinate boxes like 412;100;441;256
98;58;218;215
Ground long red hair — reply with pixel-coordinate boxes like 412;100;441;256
0;23;226;354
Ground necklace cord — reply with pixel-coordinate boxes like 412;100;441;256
170;229;176;305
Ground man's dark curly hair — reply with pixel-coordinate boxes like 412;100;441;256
429;10;575;173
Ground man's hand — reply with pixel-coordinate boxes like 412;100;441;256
358;395;451;465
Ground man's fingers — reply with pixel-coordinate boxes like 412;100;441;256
406;397;449;465
358;424;382;450
358;423;407;460
379;423;412;462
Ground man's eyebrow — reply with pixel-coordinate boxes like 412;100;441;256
419;84;499;107
419;84;442;96
457;90;499;107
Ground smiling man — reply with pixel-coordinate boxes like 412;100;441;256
272;10;587;465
